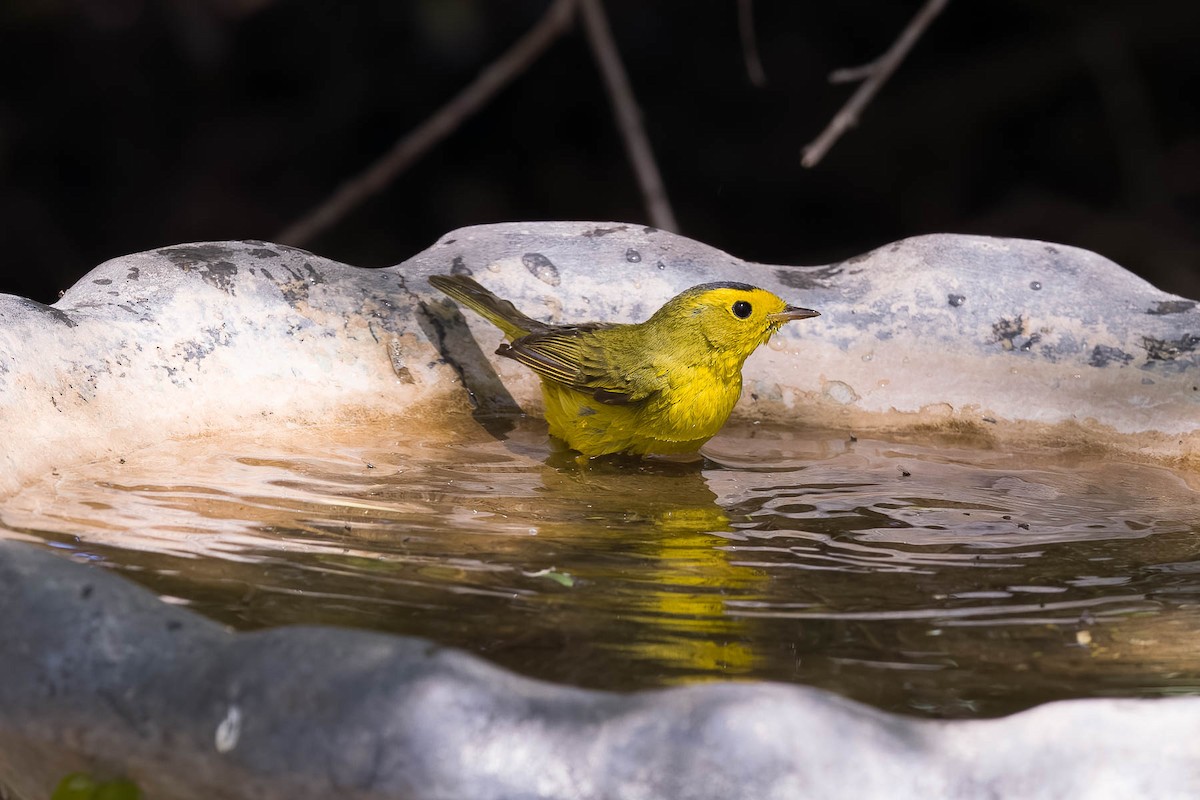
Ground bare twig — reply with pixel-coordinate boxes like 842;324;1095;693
579;0;679;232
738;0;767;87
278;0;579;247
828;60;880;84
802;0;950;168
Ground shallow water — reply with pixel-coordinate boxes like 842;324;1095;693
4;416;1200;718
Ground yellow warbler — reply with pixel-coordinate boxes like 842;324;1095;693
429;274;818;457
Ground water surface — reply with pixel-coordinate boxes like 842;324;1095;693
3;417;1199;718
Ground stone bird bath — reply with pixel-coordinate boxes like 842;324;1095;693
0;223;1197;798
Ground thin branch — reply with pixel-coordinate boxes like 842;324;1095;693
579;0;679;232
738;0;767;87
828;60;880;84
802;0;950;168
277;0;579;247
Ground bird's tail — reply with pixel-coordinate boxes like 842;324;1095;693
428;274;548;341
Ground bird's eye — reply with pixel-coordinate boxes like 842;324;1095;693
732;300;752;319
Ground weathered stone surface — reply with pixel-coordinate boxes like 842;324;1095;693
1;540;1198;800
1;224;1197;495
1;224;1199;798
0;240;438;496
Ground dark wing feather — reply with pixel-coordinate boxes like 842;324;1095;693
497;325;663;405
497;331;585;387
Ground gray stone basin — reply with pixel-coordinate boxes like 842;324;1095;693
0;222;1197;798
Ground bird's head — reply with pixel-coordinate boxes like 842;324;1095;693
649;281;819;363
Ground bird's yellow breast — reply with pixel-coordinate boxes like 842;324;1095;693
541;353;744;456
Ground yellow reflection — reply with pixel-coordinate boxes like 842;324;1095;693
541;458;763;683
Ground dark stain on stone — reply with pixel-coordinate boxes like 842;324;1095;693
278;262;326;304
301;261;325;285
774;264;841;291
1019;332;1042;351
1147;300;1196;315
522;253;561;286
642;226;658;234
443;238;457;245
625;248;642;263
1142;333;1200;361
1044;245;1060;255
159;243;234;265
1090;345;1134;367
582;225;626;238
126;267;140;281
92;278;112;286
387;340;416;384
175;326;232;366
180;340;210;362
248;247;281;259
1032;345;1060;367
20;299;77;328
450;256;472;276
948;294;966;307
162;246;239;294
845;251;873;265
992;316;1026;351
200;262;238;293
1029;281;1042;291
181;339;211;363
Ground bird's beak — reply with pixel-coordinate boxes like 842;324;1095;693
769;305;820;323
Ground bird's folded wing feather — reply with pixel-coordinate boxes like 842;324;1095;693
497;326;663;405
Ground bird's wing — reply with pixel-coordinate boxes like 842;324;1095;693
498;325;664;405
428;274;549;340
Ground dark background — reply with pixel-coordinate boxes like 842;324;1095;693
2;0;1198;304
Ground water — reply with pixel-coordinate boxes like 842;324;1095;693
3;416;1200;719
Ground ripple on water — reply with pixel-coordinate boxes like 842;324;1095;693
2;418;1199;718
